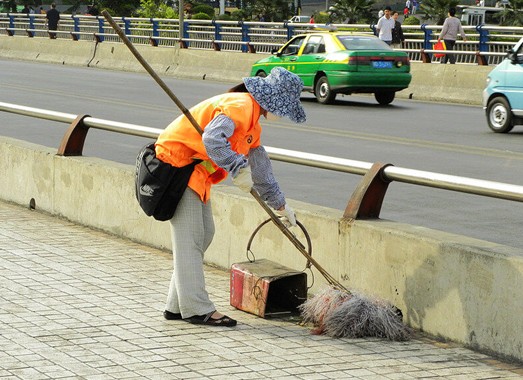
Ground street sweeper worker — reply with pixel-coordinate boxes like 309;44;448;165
155;67;307;327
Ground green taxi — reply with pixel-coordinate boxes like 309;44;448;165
250;31;412;105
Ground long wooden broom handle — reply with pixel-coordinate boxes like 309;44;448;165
102;10;203;136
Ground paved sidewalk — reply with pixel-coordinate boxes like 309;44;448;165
1;201;522;380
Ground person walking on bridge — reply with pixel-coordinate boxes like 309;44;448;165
45;3;60;39
391;11;405;49
376;6;395;45
438;7;467;64
157;67;306;327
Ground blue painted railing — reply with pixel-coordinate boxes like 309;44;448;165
1;13;521;64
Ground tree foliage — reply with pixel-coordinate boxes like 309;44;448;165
134;0;177;18
498;0;523;26
61;0;88;14
330;0;375;24
244;0;291;21
192;4;215;18
419;0;459;25
403;15;421;25
314;12;330;24
192;11;212;19
97;0;141;17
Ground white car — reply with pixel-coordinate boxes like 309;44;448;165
288;15;311;23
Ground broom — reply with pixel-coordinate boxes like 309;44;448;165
250;189;411;341
102;11;411;341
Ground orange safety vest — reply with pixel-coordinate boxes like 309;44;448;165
155;92;262;203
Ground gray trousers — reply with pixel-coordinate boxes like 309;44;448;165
165;188;216;318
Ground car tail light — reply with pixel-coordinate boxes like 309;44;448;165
348;56;371;65
395;56;410;67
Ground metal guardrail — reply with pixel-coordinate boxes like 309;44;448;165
1;13;522;65
2;101;523;220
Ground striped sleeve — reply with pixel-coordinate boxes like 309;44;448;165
202;114;247;177
249;145;286;210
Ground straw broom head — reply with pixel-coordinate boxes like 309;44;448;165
299;286;351;327
299;286;411;341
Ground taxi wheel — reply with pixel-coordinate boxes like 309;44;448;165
487;96;514;133
315;76;336;104
256;70;267;78
374;91;395;105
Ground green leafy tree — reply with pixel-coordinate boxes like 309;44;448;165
192;11;211;19
498;0;523;26
134;0;177;18
61;0;89;14
216;13;233;20
5;0;16;12
403;15;421;25
230;9;250;20
314;12;330;23
245;0;291;21
420;0;459;25
330;0;375;24
192;4;215;18
97;0;141;17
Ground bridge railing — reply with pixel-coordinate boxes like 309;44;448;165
1;13;522;64
2;100;523;220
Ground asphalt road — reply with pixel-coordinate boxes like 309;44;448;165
2;59;523;249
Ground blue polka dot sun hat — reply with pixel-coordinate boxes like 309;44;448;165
243;67;306;124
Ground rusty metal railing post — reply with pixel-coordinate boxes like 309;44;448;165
57;114;90;156
420;49;431;63
476;51;488;66
343;162;393;219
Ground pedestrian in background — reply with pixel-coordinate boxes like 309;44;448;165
412;0;418;14
87;3;99;16
438;7;467;64
158;67;305;327
391;11;405;49
376;6;395;45
45;3;60;39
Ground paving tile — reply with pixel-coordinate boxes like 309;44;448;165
0;201;522;380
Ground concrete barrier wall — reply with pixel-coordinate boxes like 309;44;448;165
1;136;522;363
0;35;493;105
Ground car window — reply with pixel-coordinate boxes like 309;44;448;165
302;36;326;55
281;36;306;56
337;36;391;51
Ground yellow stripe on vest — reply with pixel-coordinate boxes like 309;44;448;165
200;160;216;174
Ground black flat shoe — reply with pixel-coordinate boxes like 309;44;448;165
163;310;182;320
184;311;237;327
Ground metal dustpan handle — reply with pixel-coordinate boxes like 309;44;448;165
249;189;349;292
246;217;313;269
249;189;305;249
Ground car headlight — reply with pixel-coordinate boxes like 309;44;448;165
486;76;491;85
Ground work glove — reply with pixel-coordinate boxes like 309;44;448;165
276;205;297;228
232;166;253;193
